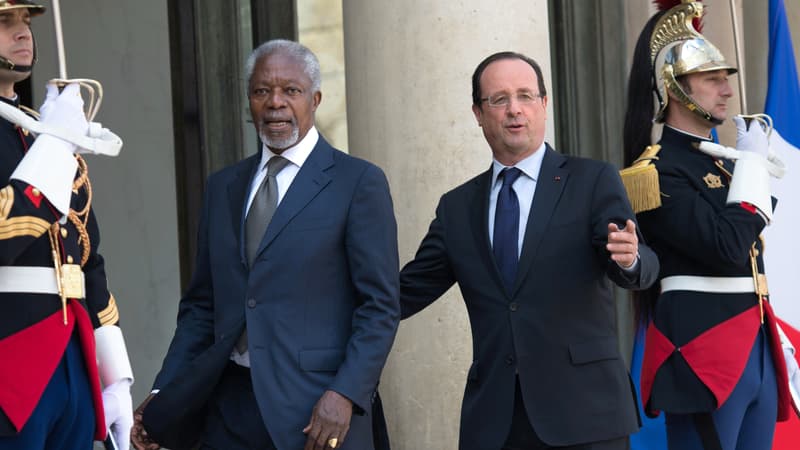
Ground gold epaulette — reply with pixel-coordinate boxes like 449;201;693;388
620;144;662;214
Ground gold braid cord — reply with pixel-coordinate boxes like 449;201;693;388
68;155;92;266
650;1;705;65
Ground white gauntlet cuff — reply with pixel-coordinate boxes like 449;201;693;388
727;154;773;223
95;325;134;387
10;135;78;215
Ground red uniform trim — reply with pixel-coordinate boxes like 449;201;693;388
641;322;675;416
23;185;43;208
764;303;793;422
70;301;107;440
0;302;107;440
681;305;761;408
641;306;763;415
0;310;73;432
740;202;758;214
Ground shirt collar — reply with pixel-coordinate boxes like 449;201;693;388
491;141;547;185
663;124;713;142
258;126;319;171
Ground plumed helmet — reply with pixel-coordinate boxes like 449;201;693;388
650;0;737;124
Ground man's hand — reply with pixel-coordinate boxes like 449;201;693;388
102;380;133;450
733;115;769;158
38;83;88;154
607;220;639;269
303;390;353;450
131;394;160;450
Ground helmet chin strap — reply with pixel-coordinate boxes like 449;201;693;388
0;58;33;73
0;36;38;73
704;113;725;127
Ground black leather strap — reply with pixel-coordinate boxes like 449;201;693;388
692;413;723;450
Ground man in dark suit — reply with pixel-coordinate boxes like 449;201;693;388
131;39;400;450
399;51;659;450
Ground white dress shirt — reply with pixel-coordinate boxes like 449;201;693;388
244;126;319;215
488;141;547;256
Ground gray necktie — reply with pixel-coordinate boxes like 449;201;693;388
238;155;289;354
245;155;290;266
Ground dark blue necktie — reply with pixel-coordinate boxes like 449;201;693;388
493;167;522;291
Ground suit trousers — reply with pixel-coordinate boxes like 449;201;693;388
200;362;277;450
502;376;630;450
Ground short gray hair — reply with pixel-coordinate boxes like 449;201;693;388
245;39;321;94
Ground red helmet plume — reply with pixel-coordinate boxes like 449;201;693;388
653;0;704;32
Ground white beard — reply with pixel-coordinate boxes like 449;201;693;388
259;125;299;151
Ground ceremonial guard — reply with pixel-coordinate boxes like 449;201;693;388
621;1;796;449
0;1;133;449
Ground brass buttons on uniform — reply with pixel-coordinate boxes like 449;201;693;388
60;228;68;238
31;188;40;196
66;255;74;264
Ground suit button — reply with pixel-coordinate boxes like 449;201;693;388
505;355;515;365
509;302;518;312
247;298;256;308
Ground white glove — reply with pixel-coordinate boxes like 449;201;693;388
733;115;769;158
102;379;133;450
696;115;777;222
0;82;122;156
698;115;786;179
37;83;89;154
95;325;134;448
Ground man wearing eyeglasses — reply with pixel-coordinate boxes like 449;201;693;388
399;51;659;450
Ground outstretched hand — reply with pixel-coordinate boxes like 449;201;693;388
607;219;638;269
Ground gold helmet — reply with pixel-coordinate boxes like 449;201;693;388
0;0;44;15
0;0;45;73
650;0;737;124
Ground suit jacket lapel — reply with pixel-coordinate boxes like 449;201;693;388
227;154;261;268
513;146;568;295
254;137;334;259
469;167;507;294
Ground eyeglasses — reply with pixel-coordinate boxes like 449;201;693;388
480;91;542;108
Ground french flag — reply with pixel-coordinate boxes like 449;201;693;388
763;0;800;447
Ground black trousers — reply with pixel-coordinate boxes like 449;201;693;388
200;362;277;450
502;377;629;450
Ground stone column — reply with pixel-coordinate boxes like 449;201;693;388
342;2;553;449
